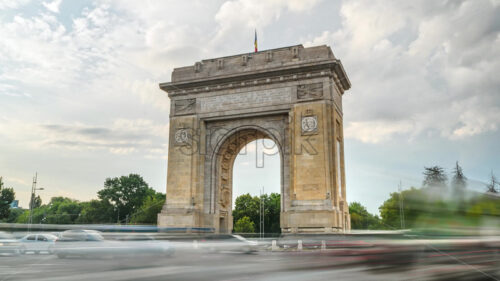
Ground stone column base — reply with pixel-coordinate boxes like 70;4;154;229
157;212;197;228
281;210;345;234
157;204;200;230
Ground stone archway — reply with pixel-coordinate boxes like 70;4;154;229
158;45;352;233
212;127;282;233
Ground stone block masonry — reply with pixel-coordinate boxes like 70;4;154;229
158;44;351;233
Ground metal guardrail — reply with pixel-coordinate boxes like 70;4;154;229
0;223;215;233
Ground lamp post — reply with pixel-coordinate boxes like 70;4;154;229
28;173;45;232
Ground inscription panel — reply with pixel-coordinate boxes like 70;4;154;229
199;87;292;113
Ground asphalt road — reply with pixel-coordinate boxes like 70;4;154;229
1;249;499;281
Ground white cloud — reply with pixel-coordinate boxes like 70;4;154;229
450;98;500;139
42;0;62;13
306;0;500;143
128;79;171;111
211;0;322;53
345;120;415;144
0;0;30;10
0;118;169;157
2;1;498;147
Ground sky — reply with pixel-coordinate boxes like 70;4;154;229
0;0;499;214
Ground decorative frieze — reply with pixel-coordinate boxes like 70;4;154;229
297;82;323;100
169;70;332;96
174;98;196;115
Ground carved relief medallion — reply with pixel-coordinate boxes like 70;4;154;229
174;128;190;145
301;116;318;135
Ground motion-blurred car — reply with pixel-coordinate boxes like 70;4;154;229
0;231;21;255
19;233;58;254
52;229;174;258
199;234;258;254
51;230;103;258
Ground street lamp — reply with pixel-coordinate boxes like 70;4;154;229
28;173;45;231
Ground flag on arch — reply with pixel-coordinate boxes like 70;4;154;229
254;29;258;52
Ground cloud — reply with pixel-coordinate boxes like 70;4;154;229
0;118;169;157
306;0;500;143
42;0;62;13
211;0;322;53
3;176;30;187
345;120;415;144
0;0;30;10
128;79;170;111
450;97;500;139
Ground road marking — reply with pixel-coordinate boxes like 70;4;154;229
21;266;194;281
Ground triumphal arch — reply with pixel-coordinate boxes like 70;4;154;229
158;45;351;233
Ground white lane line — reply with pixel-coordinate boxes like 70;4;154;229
22;266;194;281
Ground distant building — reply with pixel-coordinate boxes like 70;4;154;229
9;200;19;209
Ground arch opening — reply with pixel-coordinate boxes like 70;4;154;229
232;139;281;234
213;128;282;234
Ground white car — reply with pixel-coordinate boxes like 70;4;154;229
19;233;58;254
199;234;258;253
0;231;21;255
53;230;175;258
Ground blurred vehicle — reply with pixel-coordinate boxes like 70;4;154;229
19;233;58;254
115;234;155;241
50;232;63;239
52;229;174;258
199;234;258;254
0;231;21;255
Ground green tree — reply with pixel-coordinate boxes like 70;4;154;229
451;161;467;192
98;174;155;223
16;207;44;223
234;216;255;233
130;192;166;224
44;197;82;224
29;194;42;209
349;202;382;230
486;172;498;193
0;177;16;220
233;194;259;232
232;193;281;234
451;162;467;213
4;208;24;223
451;162;467;195
16;197;82;224
379;187;430;229
15;210;29;223
76;199;116;224
12;174;161;225
466;194;500;217
264;193;281;234
423;166;448;196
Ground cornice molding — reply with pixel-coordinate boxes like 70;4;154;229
160;60;350;97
